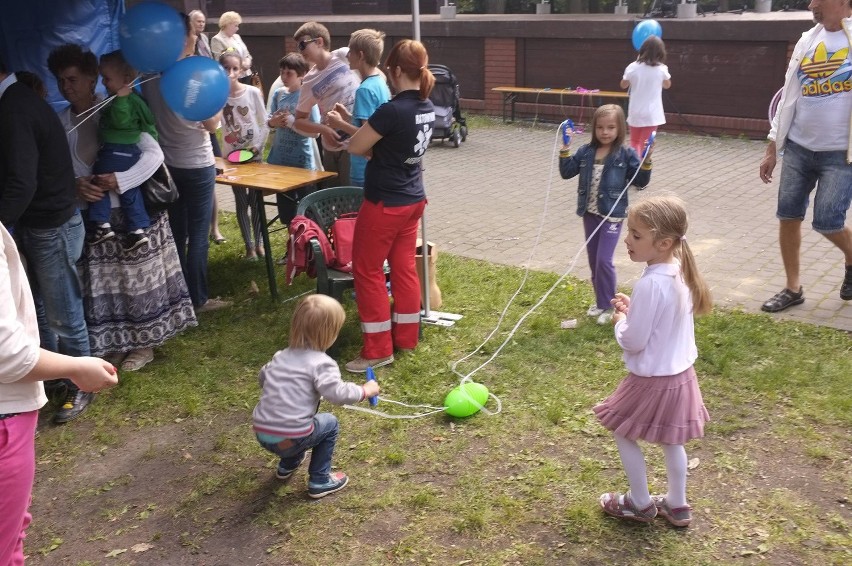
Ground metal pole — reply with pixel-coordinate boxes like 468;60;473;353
421;214;431;317
412;0;421;41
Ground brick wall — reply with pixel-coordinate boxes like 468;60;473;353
483;38;516;116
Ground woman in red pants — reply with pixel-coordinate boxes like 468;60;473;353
344;39;435;373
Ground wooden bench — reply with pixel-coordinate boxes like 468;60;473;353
492;86;629;123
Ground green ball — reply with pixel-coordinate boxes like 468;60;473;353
443;382;489;418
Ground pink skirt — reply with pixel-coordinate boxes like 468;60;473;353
593;366;709;445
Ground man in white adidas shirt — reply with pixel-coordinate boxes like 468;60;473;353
759;0;852;312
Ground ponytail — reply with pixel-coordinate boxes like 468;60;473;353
419;65;435;100
676;240;712;315
385;39;434;100
628;195;712;315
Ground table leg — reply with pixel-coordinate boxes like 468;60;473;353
255;189;278;300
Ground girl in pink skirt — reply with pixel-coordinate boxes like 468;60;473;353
594;195;712;528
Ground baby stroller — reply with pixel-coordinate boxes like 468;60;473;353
427;64;468;148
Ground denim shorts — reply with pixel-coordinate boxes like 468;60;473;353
777;139;852;233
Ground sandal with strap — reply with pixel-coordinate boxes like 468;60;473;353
761;287;804;313
599;492;657;523
651;495;693;527
121;348;154;372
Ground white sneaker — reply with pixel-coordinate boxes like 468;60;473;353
196;297;232;314
586;305;605;317
597;311;613;325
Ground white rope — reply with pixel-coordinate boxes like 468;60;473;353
444;122;651;414
66;75;160;134
346;122;651;421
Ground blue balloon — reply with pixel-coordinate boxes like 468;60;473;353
119;2;185;73
632;19;663;52
160;56;229;121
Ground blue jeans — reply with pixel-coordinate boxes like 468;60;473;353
257;413;339;484
16;211;90;359
89;143;150;231
778;139;852;233
167;165;215;307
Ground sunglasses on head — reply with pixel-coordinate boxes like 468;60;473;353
298;38;319;51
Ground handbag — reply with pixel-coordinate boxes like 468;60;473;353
141;163;179;212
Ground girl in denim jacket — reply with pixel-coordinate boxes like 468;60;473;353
559;104;652;324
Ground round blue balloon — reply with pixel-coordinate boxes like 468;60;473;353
160;56;229;121
632;19;663;52
119;2;185;73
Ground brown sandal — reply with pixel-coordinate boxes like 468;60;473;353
121;348;154;372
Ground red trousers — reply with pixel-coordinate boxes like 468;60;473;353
353;199;426;359
0;411;38;566
629;126;657;157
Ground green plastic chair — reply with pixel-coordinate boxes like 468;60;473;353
295;186;364;301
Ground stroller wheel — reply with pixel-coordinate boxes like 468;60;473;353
452;130;461;148
460;126;468;142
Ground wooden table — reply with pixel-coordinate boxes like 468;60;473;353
491;86;629;123
214;158;337;299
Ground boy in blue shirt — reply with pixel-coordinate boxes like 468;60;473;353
267;53;321;227
326;29;391;188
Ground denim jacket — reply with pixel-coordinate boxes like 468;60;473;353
559;144;650;219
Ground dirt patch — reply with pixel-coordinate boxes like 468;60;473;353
24;406;851;565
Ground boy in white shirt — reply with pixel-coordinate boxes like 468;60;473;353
290;21;360;186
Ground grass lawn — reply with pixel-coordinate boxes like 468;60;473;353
27;215;851;565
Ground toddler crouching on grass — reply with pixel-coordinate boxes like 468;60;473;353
252;294;380;498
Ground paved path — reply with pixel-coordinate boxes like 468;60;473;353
216;122;852;332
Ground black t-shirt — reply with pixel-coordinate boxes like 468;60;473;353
364;90;434;206
0;82;77;229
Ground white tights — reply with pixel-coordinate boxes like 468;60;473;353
614;434;688;509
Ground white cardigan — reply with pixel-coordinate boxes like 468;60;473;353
59;97;164;208
0;223;46;414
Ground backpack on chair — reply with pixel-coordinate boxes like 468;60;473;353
328;212;357;272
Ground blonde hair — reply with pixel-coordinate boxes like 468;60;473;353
294;21;331;51
590;104;627;152
349;28;385;68
628;195;712;315
218;11;242;30
289;295;346;351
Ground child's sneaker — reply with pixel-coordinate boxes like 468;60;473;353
651;495;692;527
586;305;605;317
89;226;115;245
308;471;349;499
276;453;306;480
124;231;149;251
596;310;613;325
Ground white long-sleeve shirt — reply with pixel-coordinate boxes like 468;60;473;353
614;262;698;377
0;223;46;414
59;99;164;208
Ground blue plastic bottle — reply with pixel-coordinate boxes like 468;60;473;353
644;130;657;158
562;118;575;146
365;366;379;407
